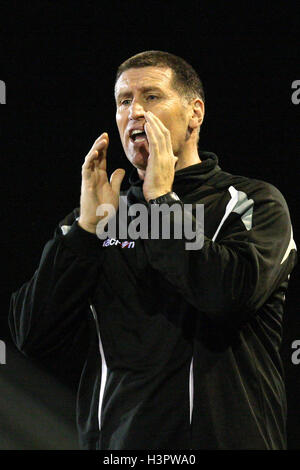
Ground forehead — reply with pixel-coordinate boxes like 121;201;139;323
115;66;174;97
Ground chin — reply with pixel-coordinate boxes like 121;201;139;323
130;152;149;171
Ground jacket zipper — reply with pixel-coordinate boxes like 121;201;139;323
90;303;108;432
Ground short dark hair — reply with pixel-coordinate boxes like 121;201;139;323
115;50;205;103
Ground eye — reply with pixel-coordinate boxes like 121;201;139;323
147;95;158;101
120;99;132;106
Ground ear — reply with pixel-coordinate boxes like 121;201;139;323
188;98;205;130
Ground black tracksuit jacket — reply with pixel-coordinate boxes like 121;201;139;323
9;152;297;449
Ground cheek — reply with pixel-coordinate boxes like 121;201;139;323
116;111;125;130
169;123;189;152
116;122;126;144
160;108;187;137
170;122;186;142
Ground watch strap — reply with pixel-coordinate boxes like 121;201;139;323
148;191;181;205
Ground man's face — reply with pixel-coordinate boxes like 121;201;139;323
115;66;191;172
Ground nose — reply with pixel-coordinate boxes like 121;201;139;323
129;99;145;120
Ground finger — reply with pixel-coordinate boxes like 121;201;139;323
94;132;108;145
146;111;170;137
98;137;109;172
145;111;161;136
144;121;158;157
88;135;109;172
82;134;109;172
145;112;169;152
147;111;173;155
93;136;109;155
86;134;109;162
82;149;99;171
110;168;126;194
151;114;173;155
146;112;173;151
83;134;108;167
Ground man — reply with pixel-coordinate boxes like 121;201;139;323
9;51;297;450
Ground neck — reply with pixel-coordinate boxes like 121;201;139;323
175;147;201;171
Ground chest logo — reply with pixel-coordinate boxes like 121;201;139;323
102;238;135;248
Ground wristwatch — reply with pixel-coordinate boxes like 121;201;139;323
148;191;181;205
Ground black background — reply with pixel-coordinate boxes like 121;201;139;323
0;0;299;450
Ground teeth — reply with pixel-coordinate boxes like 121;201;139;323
131;129;144;136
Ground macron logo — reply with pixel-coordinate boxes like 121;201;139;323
103;238;135;248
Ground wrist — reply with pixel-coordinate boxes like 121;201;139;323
145;189;173;203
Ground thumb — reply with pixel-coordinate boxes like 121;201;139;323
110;168;126;194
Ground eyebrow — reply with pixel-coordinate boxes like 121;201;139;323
115;86;164;101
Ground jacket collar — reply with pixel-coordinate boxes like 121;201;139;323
127;151;221;204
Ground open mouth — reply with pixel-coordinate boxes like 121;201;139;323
130;130;148;143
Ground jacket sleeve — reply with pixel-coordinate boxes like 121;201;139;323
143;183;297;325
9;209;103;364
